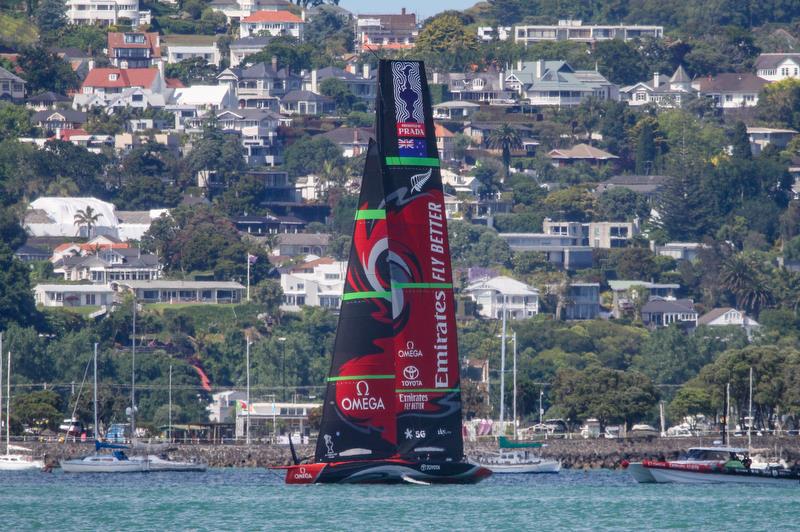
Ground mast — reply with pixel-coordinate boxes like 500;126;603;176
0;340;3;455
748;367;753;451
130;296;136;439
168;363;173;443
93;343;98;441
246;335;251;445
500;296;506;430
6;350;10;455
512;331;517;440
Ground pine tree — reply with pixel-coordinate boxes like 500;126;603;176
635;121;656;174
656;172;712;241
34;0;67;36
730;121;752;160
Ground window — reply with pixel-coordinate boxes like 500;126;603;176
108;73;118;81
296;296;305;306
725;94;733;102
124;33;146;44
635;92;646;101
85;294;96;305
324;273;339;280
132;94;143;102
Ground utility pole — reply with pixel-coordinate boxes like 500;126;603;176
93;343;98;441
512;331;517;440
168;364;173;443
130;296;136;439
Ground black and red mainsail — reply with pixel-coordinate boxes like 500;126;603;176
288;60;486;484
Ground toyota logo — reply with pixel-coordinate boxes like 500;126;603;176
403;366;419;380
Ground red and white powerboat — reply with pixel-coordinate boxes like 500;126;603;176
626;447;800;485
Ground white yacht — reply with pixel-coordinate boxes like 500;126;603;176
477;448;561;474
61;448;146;473
130;454;207;472
0;338;44;472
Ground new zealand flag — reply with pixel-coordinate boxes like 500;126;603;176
397;138;427;157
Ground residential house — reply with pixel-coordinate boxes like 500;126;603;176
107;32;161;68
556;282;601;320
75;68;165;106
693;74;766;108
477;26;512;41
14;244;50;262
117;280;245;303
32;109;87;134
435;69;514;104
171;85;235;111
653;242;706;262
505;60;619;106
608;280;680;319
279;90;335;115
543;219;639;248
208;0;293;23
34;283;115;308
432;100;480;121
498;233;594;270
355;9;418;53
641;298;697;329
26;91;71;111
53;247;162;283
0;66;26;101
247;169;297;204
233;213;305;234
216;108;282;166
754;53;800;82
620;66;697;108
464;276;540;320
441;169;479;196
274;233;330;257
747;127;798;156
435;123;456;162
548;143;619;167
302;66;376;103
698;307;760;337
65;0;147;27
218;60;302;109
116;209;170;240
319;127;373;157
229;36;273;67
125;118;170;132
514;20;663;45
239;10;305;39
595;174;669;204
207;390;246;423
280;259;346;311
162;34;223;67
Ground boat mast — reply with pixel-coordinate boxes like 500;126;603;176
499;295;506;431
93;343;98;441
245;335;251;445
130;296;136;440
748;367;753;451
512;331;517;440
0;337;3;454
6;350;10;455
168;363;173;443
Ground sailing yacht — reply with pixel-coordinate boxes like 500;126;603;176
277;60;491;484
0;338;44;471
61;343;146;473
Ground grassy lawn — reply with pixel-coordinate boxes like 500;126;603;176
0;12;38;47
144;302;264;331
41;305;102;317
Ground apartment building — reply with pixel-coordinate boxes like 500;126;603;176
514;20;663;46
542;219;639;248
355;9;417;53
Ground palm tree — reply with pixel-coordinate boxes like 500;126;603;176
719;254;772;314
486;124;522;176
73;205;101;239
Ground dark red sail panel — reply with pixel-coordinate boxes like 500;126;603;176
314;141;398;463
377;60;464;460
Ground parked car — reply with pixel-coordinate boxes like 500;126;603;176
59;418;84;437
629;424;659;439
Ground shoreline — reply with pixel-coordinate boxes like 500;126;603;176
26;435;800;470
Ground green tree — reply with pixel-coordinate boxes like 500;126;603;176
184;124;246;188
730;121;752;160
73;205;101;239
252;279;283;316
594;39;648;85
613;247;658;281
473;159;503;200
543;187;595;222
414;13;480;73
319;77;356;113
0;243;39;332
756;78;800;130
0;103;33;142
635;120;656;174
0;207;27;251
165;57;218;85
595;188;649;222
34;0;67;36
718;253;772;314
282;136;344;179
12;390;62;431
17;46;79;94
667;386;713;428
486;124;522;175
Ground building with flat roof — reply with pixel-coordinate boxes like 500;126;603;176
116;280;246;304
34;283;115;308
514;20;663;45
355;9;417;53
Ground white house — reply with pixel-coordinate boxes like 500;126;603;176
0;66;26;102
117;280;245;304
65;0;147;27
171;85;235;111
505;60;619;106
239;10;305;39
620;66;696;108
34;283;115;308
514;20;663;45
162;34;223;67
280;258;346;311
698;307;760;337
693;74;767;109
464;276;540;320
432;101;480;120
754;53;800;82
747;127;798;156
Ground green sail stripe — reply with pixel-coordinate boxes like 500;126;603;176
354;209;386;220
385;156;440;167
395;388;461;393
341;290;391;301
327;374;395;382
391;282;452;289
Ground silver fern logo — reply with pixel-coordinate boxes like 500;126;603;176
410;169;432;192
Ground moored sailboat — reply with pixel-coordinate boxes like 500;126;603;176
279;59;490;485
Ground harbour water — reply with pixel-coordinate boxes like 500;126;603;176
1;469;796;530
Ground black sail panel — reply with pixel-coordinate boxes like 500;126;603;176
314;140;398;463
376;60;464;461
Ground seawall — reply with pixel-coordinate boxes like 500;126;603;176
27;436;800;470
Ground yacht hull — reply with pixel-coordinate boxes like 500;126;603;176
627;462;656;483
60;459;146;473
282;459;492;485
132;455;207;472
0;456;44;471
643;462;800;485
481;460;561;474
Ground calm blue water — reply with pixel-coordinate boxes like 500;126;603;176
0;468;797;530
